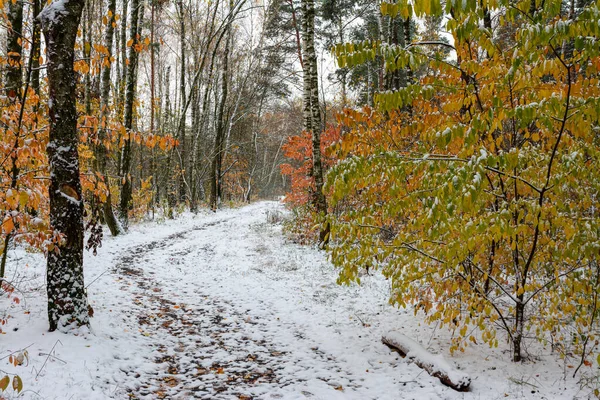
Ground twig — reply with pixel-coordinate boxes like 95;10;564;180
85;268;110;289
37;353;67;364
508;376;539;388
36;340;63;379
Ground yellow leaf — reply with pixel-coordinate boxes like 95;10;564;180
19;191;29;208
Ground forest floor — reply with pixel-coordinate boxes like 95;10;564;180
0;201;594;399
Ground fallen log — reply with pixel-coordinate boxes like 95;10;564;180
382;331;471;392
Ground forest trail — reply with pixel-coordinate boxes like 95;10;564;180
114;213;289;399
107;203;399;399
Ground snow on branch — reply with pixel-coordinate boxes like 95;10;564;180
382;331;471;392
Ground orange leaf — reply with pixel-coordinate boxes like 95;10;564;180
2;218;14;235
0;375;9;391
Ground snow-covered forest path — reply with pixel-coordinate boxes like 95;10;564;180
2;202;582;399
109;203;398;399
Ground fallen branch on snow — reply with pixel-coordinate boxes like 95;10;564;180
382;331;471;391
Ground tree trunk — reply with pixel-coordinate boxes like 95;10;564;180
245;90;266;203
302;0;327;217
164;66;176;217
31;0;41;95
83;1;92;115
6;0;23;99
403;16;413;84
513;295;525;362
210;17;231;211
382;331;471;391
96;0;121;236
301;0;313;134
119;0;141;228
193;67;214;207
150;0;156;217
189;84;200;212
337;17;348;106
177;0;187;203
40;0;90;332
117;0;128;120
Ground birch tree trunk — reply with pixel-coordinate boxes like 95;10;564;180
302;0;327;217
40;0;90;332
300;0;313;134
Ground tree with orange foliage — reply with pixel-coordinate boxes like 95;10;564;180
280;125;340;242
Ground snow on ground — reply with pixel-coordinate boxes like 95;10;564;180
0;201;594;399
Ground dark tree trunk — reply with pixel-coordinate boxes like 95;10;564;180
163;66;176;217
40;0;89;332
210;21;231;211
31;0;41;95
150;0;156;217
96;0;121;236
403;17;413;84
117;0;128;122
83;1;92;115
189;84;199;212
177;0;187;203
119;0;141;228
6;0;23;99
